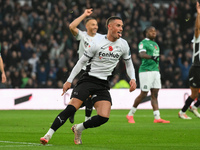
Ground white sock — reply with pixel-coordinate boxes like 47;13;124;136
179;110;184;114
128;107;137;116
76;123;85;132
85;116;90;121
45;128;55;139
153;110;160;119
192;105;197;109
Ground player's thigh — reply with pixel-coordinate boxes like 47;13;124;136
189;66;200;88
152;71;161;89
139;72;151;91
190;87;199;99
94;101;111;118
70;82;91;101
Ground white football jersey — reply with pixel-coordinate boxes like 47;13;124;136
76;29;103;59
192;35;200;66
84;35;131;80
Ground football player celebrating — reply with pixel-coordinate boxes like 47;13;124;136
40;16;137;145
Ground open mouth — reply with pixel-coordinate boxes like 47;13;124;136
117;32;122;37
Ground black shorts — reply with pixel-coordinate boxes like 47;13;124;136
189;65;200;88
70;74;112;105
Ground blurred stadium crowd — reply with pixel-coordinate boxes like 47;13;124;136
0;0;197;89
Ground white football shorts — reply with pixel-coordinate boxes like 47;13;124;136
139;71;161;92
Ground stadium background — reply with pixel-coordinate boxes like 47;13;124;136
0;0;197;89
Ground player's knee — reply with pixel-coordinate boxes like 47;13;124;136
192;93;199;99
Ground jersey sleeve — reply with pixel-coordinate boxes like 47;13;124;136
192;35;200;43
124;59;136;80
67;55;89;83
122;40;131;60
83;41;96;58
138;41;146;52
75;29;85;41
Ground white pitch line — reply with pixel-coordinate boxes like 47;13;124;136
0;141;52;146
0;145;39;147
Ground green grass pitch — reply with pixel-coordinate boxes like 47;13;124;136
0;109;200;150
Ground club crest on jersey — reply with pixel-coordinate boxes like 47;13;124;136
154;45;157;49
84;41;89;48
139;43;143;49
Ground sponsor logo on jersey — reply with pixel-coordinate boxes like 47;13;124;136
99;52;120;59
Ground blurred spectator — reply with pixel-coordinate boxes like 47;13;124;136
49;59;58;81
167;2;178;19
11;70;22;88
25;78;34;88
49;40;65;60
21;71;29;88
37;64;49;87
45;79;55;88
20;39;34;61
28;52;39;73
177;53;192;87
56;80;63;88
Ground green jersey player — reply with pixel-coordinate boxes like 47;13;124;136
127;26;170;123
138;37;160;73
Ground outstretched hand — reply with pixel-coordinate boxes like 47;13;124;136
84;8;93;17
61;81;71;96
129;79;137;92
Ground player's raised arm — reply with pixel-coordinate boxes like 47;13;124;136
195;2;200;38
0;44;6;83
69;8;93;36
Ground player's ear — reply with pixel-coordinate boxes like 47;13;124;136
107;24;110;29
